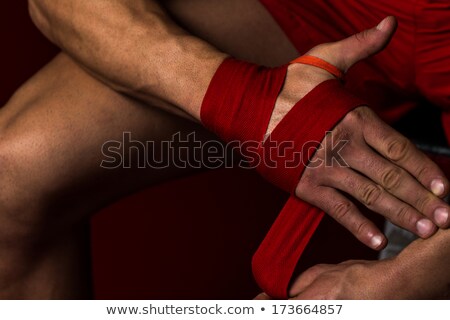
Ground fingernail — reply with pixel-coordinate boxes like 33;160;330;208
370;235;383;248
376;17;388;31
431;179;445;197
416;219;434;237
434;207;449;226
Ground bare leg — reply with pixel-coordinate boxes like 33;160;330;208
0;53;216;298
1;0;295;298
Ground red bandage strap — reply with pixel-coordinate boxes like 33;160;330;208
201;58;288;143
201;57;365;298
252;80;364;298
291;55;345;80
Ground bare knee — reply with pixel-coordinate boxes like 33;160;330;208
0;122;62;247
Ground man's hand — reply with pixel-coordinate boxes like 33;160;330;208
256;259;429;300
255;258;447;300
298;107;449;249
272;16;450;249
255;228;450;300
255;259;402;300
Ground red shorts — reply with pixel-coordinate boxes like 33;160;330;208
260;0;450;143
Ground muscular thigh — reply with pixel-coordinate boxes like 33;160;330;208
0;53;213;229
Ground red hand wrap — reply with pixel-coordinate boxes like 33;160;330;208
201;57;365;298
291;55;345;80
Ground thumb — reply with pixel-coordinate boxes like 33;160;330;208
308;16;397;72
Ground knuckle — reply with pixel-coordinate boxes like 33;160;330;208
395;205;409;221
309;264;327;275
360;184;383;206
395;206;417;229
385;137;410;162
354;30;370;43
299;168;320;187
296;175;321;199
341;107;372;127
342;108;363;124
416;165;431;182
328;125;350;143
295;182;308;198
415;194;432;213
380;167;402;191
333;201;353;220
355;221;371;237
353;31;375;58
355;106;373;116
343;172;358;191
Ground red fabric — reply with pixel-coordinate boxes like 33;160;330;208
259;0;450;145
201;59;287;143
255;80;360;192
201;58;365;298
253;81;365;298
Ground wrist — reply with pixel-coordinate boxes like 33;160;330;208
166;35;228;119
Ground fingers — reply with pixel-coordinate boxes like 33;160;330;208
299;185;386;249
296;106;449;250
324;167;438;238
346;144;450;229
307;16;397;72
361;109;450;200
334;16;397;71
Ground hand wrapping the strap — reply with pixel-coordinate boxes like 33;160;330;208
281;17;450;248
201;16;449;298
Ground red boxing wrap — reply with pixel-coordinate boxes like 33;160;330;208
201;58;366;298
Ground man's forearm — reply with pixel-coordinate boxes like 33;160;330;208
395;228;450;298
28;0;227;120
